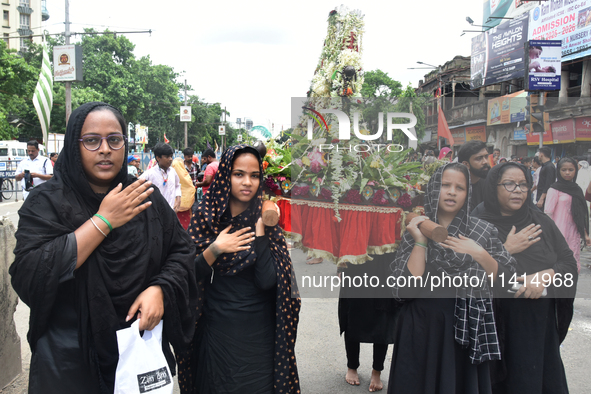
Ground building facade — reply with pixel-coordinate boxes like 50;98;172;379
2;0;49;53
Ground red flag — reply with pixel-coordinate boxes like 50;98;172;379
437;106;454;146
164;133;170;144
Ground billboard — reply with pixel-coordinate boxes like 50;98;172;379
524;40;562;90
471;12;529;88
528;0;591;62
487;91;528;125
482;0;538;28
575;116;591;140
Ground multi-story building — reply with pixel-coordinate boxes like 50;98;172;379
2;0;49;53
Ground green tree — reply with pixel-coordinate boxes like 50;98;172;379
361;69;403;98
0;40;39;139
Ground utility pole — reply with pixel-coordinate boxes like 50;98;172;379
223;106;226;151
184;79;188;148
539;92;545;149
64;0;71;125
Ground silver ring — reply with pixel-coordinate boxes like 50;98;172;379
528;236;534;241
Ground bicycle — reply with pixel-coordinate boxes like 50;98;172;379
2;178;14;201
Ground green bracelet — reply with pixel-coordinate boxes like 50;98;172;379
94;214;113;231
415;242;428;249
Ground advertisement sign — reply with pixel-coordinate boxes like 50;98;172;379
471;13;529;88
482;0;538;28
528;0;591;62
514;127;527;140
525;40;562;90
451;128;466;145
237;134;243;142
575;116;591;140
487;91;528;125
180;106;191;122
53;45;83;82
551;118;575;143
466;126;487;142
219;125;226;136
135;124;148;144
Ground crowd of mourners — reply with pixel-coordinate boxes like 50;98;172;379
7;101;585;394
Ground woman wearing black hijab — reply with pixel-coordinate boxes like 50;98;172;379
10;102;198;393
177;144;300;394
472;162;577;393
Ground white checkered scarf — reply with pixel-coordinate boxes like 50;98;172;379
392;163;515;364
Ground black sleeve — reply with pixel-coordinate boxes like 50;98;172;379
194;253;214;282
253;236;277;290
59;232;78;283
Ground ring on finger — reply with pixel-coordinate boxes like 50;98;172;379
528;236;534;241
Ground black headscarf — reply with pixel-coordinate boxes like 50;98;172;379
391;163;515;364
185;144;301;393
10;102;198;393
473;162;577;342
550;157;589;240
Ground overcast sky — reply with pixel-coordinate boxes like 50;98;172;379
43;0;483;134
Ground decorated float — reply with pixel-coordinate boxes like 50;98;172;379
261;6;433;266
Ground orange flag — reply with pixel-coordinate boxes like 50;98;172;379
164;133;170;144
437;106;454;146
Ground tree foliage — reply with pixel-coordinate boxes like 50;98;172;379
0;29;234;152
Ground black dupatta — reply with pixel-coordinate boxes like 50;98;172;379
10;102;197;393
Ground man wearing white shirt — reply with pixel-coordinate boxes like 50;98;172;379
15;140;53;200
140;142;181;211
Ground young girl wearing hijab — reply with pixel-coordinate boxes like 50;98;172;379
438;146;452;161
545;157;591;272
177;144;300;394
472;162;577;393
388;163;515;394
10;102;198;393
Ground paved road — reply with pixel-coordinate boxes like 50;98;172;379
2;199;591;393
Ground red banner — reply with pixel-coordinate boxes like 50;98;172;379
575;117;591;141
551;119;575;143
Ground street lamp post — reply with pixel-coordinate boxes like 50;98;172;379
416;61;443;149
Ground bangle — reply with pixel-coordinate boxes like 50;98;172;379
94;214;113;231
415;242;428;249
90;217;107;238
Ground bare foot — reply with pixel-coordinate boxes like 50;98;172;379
369;369;383;392
306;257;323;265
345;368;360;386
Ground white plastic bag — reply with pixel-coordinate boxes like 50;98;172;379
114;320;173;394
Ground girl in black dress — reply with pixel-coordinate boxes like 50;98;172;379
177;145;301;394
388;163;515;394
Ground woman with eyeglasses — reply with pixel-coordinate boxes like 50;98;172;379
544;157;591;273
10;102;198;393
472;162;577;393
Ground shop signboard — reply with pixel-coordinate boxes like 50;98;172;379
451;128;466;145
575;116;591;141
514;127;527;141
551;119;575;143
526;121;553;145
466;126;487;142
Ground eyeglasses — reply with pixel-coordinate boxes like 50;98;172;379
78;134;126;151
497;182;530;192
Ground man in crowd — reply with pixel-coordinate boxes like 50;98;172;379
15;140;53;200
127;155;139;176
141;142;181;212
183;147;198;187
458;140;490;209
195;149;218;195
536;146;556;209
